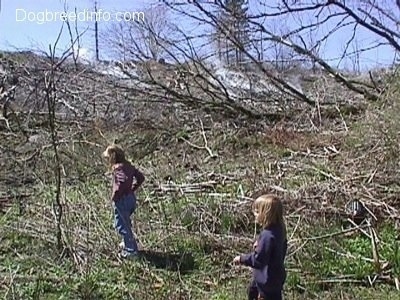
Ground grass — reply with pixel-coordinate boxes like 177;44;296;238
1;67;400;299
1;171;399;299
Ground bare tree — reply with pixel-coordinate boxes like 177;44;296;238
41;27;75;252
105;5;173;62
94;0;100;61
190;0;398;99
213;0;251;66
102;0;400;123
264;20;299;72
62;0;88;68
348;38;362;75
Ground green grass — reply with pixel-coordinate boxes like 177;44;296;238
1;179;399;299
2;76;400;298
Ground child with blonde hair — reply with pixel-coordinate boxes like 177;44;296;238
233;194;287;300
102;144;145;259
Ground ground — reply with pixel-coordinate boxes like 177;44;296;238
0;52;399;299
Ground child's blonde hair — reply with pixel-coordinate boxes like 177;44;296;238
252;194;285;229
102;144;126;167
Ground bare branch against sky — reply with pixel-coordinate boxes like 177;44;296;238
91;0;400;121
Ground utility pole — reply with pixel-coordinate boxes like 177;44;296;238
94;0;99;61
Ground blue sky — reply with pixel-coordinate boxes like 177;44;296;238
0;0;151;53
0;0;397;70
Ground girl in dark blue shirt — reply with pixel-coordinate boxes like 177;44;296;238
233;194;288;300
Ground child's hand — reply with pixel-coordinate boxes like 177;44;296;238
232;255;241;265
253;240;258;250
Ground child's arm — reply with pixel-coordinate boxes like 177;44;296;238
132;167;145;192
239;231;273;269
111;166;126;202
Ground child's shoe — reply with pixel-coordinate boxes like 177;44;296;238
118;250;139;260
119;241;125;249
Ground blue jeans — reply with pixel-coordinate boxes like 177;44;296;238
114;194;138;253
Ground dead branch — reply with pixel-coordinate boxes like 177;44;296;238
178;118;218;161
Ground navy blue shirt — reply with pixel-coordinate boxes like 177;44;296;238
240;224;287;293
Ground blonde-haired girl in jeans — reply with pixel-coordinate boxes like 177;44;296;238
103;144;145;259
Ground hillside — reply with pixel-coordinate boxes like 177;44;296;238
0;50;399;299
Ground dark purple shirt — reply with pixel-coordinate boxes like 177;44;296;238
111;162;145;202
240;224;287;293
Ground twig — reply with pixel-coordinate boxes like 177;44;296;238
366;168;378;184
313;278;365;284
292;224;371;242
289;215;302;241
199;118;217;159
287;240;308;259
2;265;20;298
335;104;348;131
0;116;11;131
346;218;373;239
369;220;381;274
311;166;344;182
367;274;379;287
325;247;374;263
179;118;218;161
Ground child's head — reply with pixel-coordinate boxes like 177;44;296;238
102;144;126;167
252;194;284;228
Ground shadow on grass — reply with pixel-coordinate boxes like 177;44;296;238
138;250;196;273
